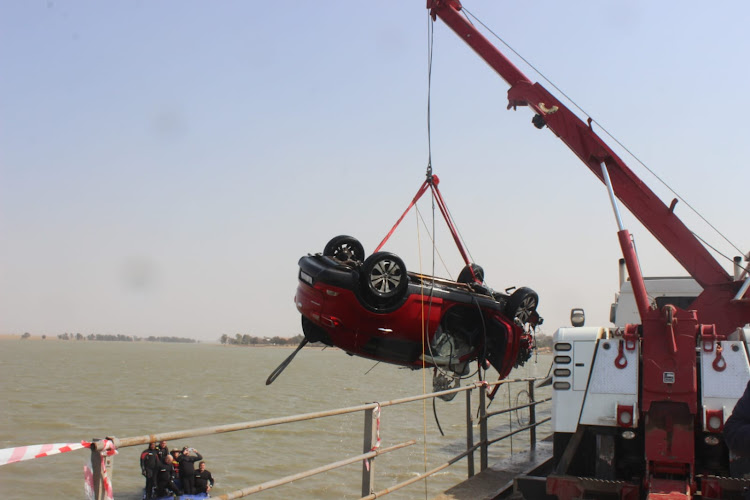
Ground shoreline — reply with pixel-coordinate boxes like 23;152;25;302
0;334;308;347
0;334;552;353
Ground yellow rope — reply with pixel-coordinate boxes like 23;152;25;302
416;203;429;499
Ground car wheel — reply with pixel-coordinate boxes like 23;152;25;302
505;287;539;324
361;252;408;300
457;263;484;284
323;235;365;263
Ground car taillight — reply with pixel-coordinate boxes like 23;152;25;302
321;315;341;327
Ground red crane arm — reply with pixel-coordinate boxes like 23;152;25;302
427;0;731;290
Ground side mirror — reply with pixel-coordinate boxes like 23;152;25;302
570;308;585;327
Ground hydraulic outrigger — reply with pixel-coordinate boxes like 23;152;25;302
427;1;750;498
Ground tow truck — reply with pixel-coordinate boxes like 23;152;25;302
427;1;750;498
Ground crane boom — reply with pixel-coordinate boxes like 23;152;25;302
426;1;746;320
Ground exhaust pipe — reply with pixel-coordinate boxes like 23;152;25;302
735;256;743;281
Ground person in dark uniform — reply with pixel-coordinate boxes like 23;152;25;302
177;447;203;495
193;461;215;495
155;454;182;497
139;442;158;499
725;378;750;495
156;440;169;462
726;380;750;453
170;449;182;485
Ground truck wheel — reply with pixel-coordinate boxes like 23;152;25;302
323;235;365;263
505;287;538;324
361;252;408;301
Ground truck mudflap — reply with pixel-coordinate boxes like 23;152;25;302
545;474;750;499
545;474;639;499
700;475;750;500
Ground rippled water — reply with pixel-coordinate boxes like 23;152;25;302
0;341;551;499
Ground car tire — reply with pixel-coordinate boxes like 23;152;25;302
457;263;484;284
505;287;539;324
361;252;408;301
323;235;365;262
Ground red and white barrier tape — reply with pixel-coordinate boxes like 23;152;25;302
84;439;117;500
84;463;95;500
1;438;118;500
364;404;381;472
0;440;91;466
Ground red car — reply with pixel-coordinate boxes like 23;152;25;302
295;235;540;381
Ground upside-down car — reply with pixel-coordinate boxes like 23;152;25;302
295;235;541;381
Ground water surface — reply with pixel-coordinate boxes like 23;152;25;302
0;341;551;499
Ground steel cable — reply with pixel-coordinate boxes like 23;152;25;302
460;6;747;265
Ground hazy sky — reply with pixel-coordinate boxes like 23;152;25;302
2;1;748;342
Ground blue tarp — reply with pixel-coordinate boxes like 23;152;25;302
151;493;209;500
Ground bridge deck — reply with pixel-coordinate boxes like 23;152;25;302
433;437;553;500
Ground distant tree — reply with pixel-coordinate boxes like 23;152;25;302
535;334;553;349
76;333;84;341
21;332;31;339
287;335;304;345
149;336;196;343
220;334;228;345
41;335;46;340
58;333;70;340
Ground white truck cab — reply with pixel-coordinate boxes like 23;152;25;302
610;276;703;327
609;259;703;327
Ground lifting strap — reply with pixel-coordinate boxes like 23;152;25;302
374;174;476;280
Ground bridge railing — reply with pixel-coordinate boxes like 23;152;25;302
88;376;550;500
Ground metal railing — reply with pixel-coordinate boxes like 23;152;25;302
87;376;550;500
